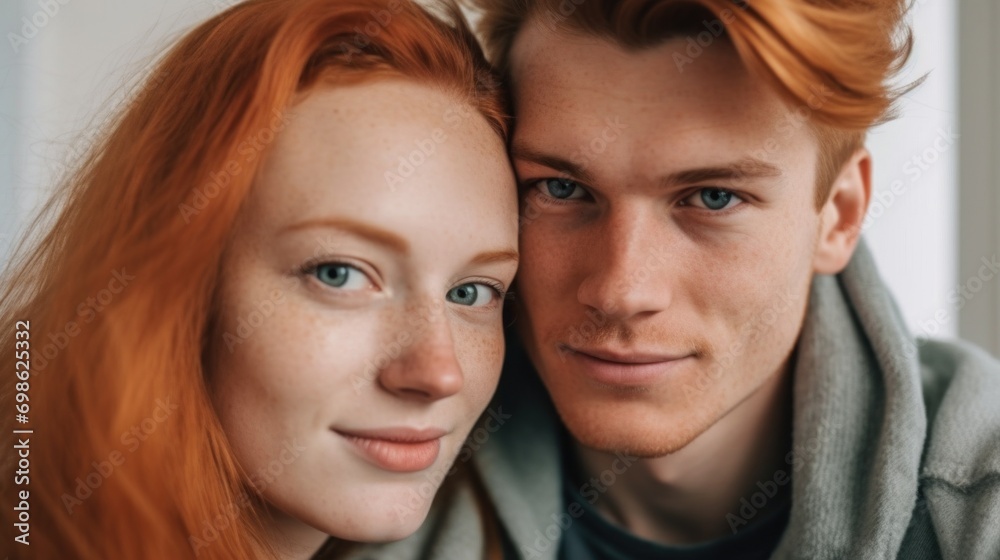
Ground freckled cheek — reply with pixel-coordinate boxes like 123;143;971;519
701;258;803;360
517;236;546;285
228;303;378;411
453;323;505;408
518;234;577;319
687;257;773;334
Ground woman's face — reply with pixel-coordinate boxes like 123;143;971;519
210;79;518;545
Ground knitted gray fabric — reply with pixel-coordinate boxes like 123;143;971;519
343;240;1000;560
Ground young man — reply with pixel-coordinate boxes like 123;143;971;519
346;1;1000;559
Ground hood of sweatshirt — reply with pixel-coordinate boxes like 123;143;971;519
341;240;1000;560
475;240;929;560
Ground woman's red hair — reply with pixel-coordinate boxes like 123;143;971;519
0;1;505;558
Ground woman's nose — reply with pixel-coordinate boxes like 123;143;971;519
376;318;464;402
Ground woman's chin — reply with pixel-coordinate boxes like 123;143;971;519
304;491;436;544
329;508;432;544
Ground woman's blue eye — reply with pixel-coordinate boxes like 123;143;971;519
446;283;498;307
543;178;584;200
694;188;741;211
314;263;371;290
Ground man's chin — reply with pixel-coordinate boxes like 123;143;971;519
556;406;704;459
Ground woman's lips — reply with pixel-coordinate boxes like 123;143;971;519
561;345;694;386
334;428;445;473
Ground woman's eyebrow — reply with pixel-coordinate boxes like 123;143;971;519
469;249;519;266
278;217;410;254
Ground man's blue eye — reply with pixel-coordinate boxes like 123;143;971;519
544;178;582;200
699;188;737;210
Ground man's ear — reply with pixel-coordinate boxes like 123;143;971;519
813;148;872;275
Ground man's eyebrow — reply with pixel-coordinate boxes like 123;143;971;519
661;158;783;188
512;143;781;188
279;217;409;253
510;144;597;184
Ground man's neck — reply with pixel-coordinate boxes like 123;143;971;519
571;362;794;545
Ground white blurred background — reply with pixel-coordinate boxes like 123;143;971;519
1;0;997;355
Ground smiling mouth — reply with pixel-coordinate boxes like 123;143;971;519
333;427;446;473
560;344;695;386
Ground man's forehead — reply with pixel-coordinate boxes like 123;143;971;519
508;18;812;147
506;18;822;191
518;39;766;118
509;18;760;106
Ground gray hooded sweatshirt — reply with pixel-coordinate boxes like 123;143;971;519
343;241;1000;560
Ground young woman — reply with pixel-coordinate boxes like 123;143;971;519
0;0;517;558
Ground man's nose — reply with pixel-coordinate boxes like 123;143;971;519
576;207;671;321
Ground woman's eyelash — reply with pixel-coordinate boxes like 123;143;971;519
297;257;341;276
296;259;509;302
479;279;508;300
296;258;372;286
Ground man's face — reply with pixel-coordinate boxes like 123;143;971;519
509;21;827;457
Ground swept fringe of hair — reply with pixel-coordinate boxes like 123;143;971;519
468;0;922;205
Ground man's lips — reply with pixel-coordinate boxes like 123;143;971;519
333;427;448;473
560;344;695;386
566;345;691;364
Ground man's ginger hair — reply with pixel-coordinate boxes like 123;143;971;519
469;0;920;207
